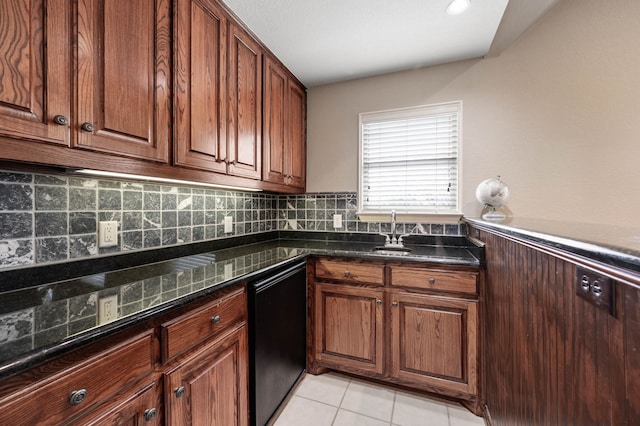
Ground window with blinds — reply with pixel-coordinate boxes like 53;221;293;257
358;101;461;215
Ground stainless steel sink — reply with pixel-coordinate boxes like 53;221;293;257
372;246;412;255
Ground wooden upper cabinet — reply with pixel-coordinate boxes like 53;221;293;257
263;56;306;190
0;0;70;146
174;0;227;173
286;79;306;188
227;22;262;180
74;0;170;162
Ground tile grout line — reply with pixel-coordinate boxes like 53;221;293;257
330;377;351;425
389;390;398;426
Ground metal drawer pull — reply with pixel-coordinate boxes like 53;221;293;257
175;386;186;398
53;115;69;126
344;270;350;277
428;277;436;285
69;389;88;406
211;315;221;324
144;407;158;421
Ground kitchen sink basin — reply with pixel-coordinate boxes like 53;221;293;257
372;246;412;255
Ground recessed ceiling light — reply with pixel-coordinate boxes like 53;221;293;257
446;0;471;15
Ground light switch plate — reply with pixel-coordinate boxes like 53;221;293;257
333;214;343;228
98;221;118;247
224;216;233;233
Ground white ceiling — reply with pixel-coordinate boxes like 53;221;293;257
222;0;558;88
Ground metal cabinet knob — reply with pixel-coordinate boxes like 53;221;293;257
144;407;157;421
53;115;69;126
174;386;186;398
376;299;382;305
344;270;350;277
428;277;436;285
81;122;95;132
211;315;221;324
69;389;88;406
392;301;398;308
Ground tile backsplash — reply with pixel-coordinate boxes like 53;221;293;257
0;170;465;269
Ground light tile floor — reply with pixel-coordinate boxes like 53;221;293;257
273;372;485;426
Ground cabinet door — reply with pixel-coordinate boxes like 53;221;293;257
75;0;170;162
76;381;161;426
314;283;384;375
263;56;306;189
227;23;262;180
262;56;287;185
0;0;70;146
285;79;306;189
390;292;478;398
174;0;227;173
165;325;248;426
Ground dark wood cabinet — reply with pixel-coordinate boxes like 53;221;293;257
74;0;171;162
314;283;384;375
309;257;481;414
174;0;228;173
227;22;263;180
0;0;71;146
76;381;161;426
164;325;248;426
390;292;478;398
0;331;155;425
470;223;640;425
0;0;304;192
173;1;262;180
263;56;306;191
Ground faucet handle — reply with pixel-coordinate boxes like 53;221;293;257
378;233;391;244
397;234;411;245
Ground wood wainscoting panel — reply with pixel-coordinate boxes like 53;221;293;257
472;225;640;425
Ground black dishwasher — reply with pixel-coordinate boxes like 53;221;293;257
248;261;307;426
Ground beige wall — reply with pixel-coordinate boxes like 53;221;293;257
306;0;640;225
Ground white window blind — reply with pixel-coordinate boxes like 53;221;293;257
359;102;461;215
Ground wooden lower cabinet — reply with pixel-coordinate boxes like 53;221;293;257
75;381;161;426
164;324;248;426
309;257;481;414
390;293;478;398
314;284;384;375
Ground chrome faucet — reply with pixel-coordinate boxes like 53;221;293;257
379;210;408;248
390;210;397;243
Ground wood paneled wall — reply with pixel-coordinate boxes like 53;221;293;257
470;225;640;426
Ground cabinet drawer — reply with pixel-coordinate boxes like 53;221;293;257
390;266;478;295
161;288;247;362
0;331;154;426
314;258;384;285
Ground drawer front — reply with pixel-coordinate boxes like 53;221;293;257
161;287;247;361
0;331;154;426
390;266;478;295
314;258;384;285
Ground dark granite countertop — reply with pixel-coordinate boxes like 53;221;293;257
465;217;640;274
0;231;482;379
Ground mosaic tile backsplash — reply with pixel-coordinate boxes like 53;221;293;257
0;169;465;269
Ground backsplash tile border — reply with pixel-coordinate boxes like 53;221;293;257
0;170;465;269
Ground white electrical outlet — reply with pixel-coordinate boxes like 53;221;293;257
333;214;343;228
98;295;118;324
98;221;118;247
224;216;233;233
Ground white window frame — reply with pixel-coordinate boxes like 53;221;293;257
357;101;463;223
